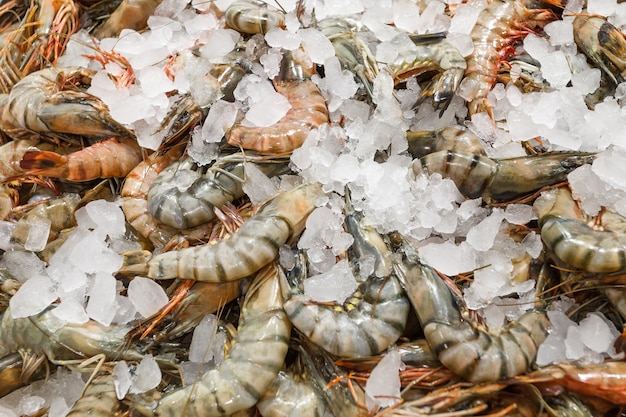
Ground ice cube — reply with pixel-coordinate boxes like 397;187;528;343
128;277;169;318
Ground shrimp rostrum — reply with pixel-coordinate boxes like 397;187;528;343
393;238;550;383
118;183;324;282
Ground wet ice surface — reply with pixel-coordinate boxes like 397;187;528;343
5;0;626;412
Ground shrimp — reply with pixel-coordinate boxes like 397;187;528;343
226;51;329;154
535;186;626;273
93;0;164;39
19;137;143;182
118;182;323;282
389;33;467;112
574;14;626;86
393;239;550;383
283;197;410;358
153;263;291;417
414;150;595;204
406;126;486;159
0;139;64;179
147;153;290;229
0;306;144;363
0;0;80;93
225;0;285;35
0;67;133;143
66;373;121;417
464;0;560;118
524;361;626;405
120;145;185;248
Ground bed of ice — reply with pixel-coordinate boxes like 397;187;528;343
2;0;626;414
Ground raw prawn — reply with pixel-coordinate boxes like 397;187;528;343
227;52;329;154
118;182;323;282
93;0;164;39
225;0;285;35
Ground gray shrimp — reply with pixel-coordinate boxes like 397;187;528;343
414;150;595;204
147;153;290;229
283;199;409;358
225;0;285;35
153;263;290;417
389;32;466;112
119;182;324;281
574;14;626;86
406;126;486;159
393;239;550;383
66;373;121;417
535;186;626;273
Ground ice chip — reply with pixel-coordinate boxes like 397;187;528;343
130;355;162;393
128;277;169;318
10;275;57;318
365;347;403;411
113;361;132;400
304;259;358;303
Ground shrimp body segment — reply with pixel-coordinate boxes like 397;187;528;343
536;186;626;273
225;0;285;35
394;246;550;383
119;183;324;281
155;264;290;417
415;150;595;203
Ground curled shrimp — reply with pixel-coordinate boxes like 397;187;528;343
283;197;409;358
0;67;133;143
226;52;329;154
19;137;143;182
147;152;290;229
414;150;595;204
317;17;378;98
393;239;550;383
464;0;559;118
225;0;285;35
406;126;486;159
574;14;626;86
118;182;323;282
536;186;626;273
93;0;164;39
153;263;290;417
389;33;467;112
120;145;185;248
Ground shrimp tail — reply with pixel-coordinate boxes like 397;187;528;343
19;150;68;177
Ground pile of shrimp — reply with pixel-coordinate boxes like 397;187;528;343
2;0;626;416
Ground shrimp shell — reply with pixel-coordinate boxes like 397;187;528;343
93;0;164;39
118;183;323;281
66;373;121;417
